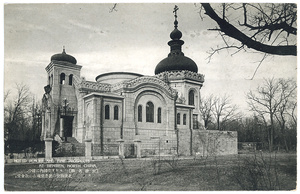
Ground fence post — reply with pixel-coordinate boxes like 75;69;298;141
117;139;125;158
84;139;92;160
44;138;53;159
134;139;142;158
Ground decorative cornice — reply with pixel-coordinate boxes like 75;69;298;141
156;70;205;83
73;75;111;92
81;81;111;92
45;61;82;73
121;76;178;98
111;81;125;91
83;92;125;99
74;75;178;99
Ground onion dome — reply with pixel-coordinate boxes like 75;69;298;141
155;6;198;75
155;55;198;74
170;28;182;40
51;47;77;64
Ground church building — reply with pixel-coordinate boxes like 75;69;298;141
41;7;237;157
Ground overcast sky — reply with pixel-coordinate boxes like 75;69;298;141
3;2;297;114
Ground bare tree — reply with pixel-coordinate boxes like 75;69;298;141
212;95;240;131
288;101;297;126
199;94;216;129
247;78;296;152
28;97;43;141
4;83;31;141
198;3;297;57
200;94;240;131
273;79;297;151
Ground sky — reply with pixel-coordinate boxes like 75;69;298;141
3;2;297;114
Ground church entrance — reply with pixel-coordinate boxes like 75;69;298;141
63;116;74;138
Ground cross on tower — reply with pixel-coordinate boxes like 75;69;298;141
173;5;179;29
173;5;179;18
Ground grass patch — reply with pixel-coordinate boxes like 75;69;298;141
4;152;296;191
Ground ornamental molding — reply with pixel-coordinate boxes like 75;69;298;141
45;61;82;72
73;75;111;92
111;81;125;91
156;70;205;82
73;75;178;98
120;76;178;98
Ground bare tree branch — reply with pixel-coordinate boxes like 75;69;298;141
201;3;297;56
247;53;268;80
4;90;10;102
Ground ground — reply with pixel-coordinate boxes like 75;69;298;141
4;152;297;191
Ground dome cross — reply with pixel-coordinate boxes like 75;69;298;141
173;5;179;29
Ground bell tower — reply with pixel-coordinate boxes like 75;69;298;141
41;47;82;141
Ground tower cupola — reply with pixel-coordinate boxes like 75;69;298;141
51;47;77;65
155;5;198;75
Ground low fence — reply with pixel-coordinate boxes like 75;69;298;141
5;155;120;164
238;142;265;152
5;152;45;160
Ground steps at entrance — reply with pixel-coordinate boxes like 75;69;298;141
54;137;85;157
66;137;80;144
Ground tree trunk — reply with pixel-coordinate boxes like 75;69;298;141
269;114;274;152
217;116;220;130
267;126;272;152
204;119;209;128
281;123;289;152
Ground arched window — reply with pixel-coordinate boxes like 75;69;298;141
48;75;51;85
50;74;53;86
60;73;65;85
105;105;110;119
146;101;154;122
183;114;187;125
157;107;161;123
114;105;119;120
177;113;180;125
138;105;142;122
188;90;195;105
69;74;73;86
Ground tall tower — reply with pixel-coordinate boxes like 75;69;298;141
41;48;82;140
155;6;204;130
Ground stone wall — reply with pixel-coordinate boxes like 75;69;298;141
193;130;238;156
92;143;119;156
177;107;191;156
74;91;87;143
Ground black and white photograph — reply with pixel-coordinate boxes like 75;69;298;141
3;1;297;191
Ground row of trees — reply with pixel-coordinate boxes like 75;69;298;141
4;78;296;153
199;94;240;131
4;83;42;153
199;78;297;152
196;3;297;152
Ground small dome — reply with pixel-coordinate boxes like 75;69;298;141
155;55;198;74
51;49;77;64
96;72;143;84
170;28;182;40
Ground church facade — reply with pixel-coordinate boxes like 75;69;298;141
41;9;237;157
